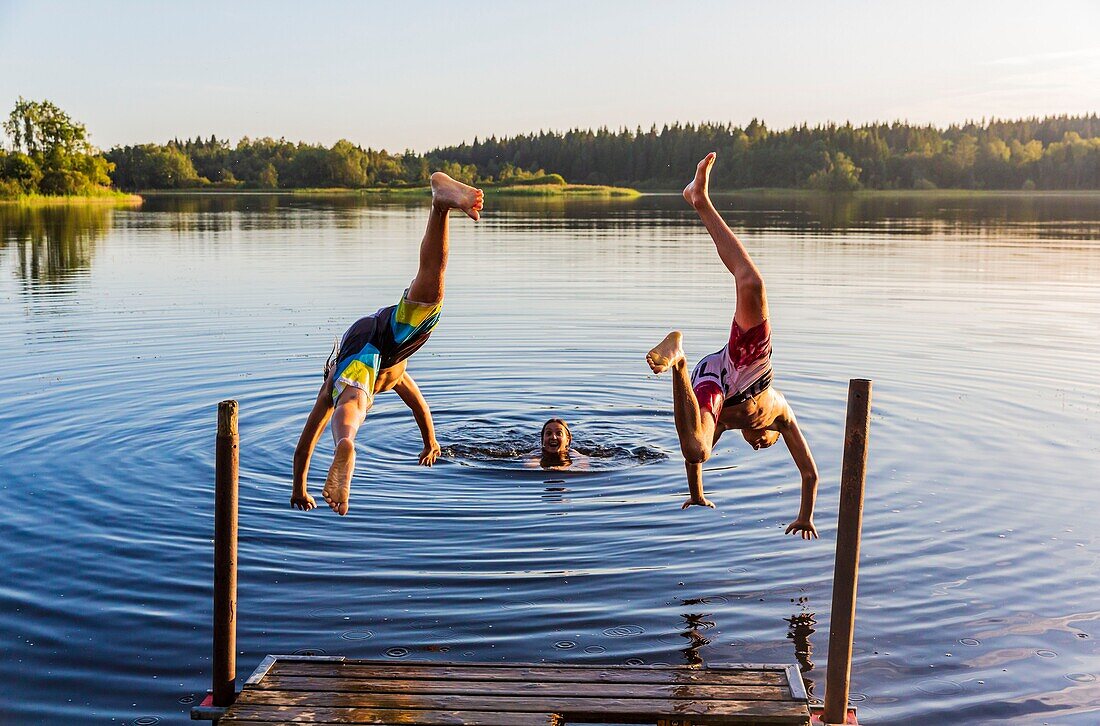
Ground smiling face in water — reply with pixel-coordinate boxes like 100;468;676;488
541;419;571;456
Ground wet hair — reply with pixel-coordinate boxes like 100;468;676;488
540;418;572;446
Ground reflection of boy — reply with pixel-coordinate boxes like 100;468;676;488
646;153;819;539
289;173;484;516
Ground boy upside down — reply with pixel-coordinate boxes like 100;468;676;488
290;172;484;515
646;153;820;539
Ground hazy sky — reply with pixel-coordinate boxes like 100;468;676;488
2;0;1098;152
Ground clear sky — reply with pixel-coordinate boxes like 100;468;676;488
2;0;1098;152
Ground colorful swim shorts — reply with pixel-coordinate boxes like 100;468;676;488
329;290;442;406
690;318;774;420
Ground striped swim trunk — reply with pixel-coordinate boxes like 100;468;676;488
329;290;442;406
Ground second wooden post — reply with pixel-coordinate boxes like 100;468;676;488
213;399;239;706
822;378;872;725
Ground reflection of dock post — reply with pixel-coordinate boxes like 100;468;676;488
822;379;871;724
213;400;239;706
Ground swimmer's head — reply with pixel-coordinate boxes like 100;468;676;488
743;428;779;450
541;418;571;456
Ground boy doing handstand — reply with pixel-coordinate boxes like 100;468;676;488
646;153;820;539
290;173;484;515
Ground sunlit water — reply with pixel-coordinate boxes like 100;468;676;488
2;192;1099;725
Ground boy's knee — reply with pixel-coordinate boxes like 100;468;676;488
336;387;369;410
681;441;711;464
738;275;765;299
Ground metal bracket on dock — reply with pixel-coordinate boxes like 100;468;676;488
243;653;347;686
784;664;810;702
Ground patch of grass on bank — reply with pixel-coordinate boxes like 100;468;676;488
362;183;642;197
1;190;143;206
490;183;640;198
357;186;431;195
290;182;642;198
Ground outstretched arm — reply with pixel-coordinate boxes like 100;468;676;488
681;415;718;509
684;460;715;509
393;373;440;466
777;411;819;539
291;376;335;510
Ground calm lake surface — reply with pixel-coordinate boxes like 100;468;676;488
2;192;1099;725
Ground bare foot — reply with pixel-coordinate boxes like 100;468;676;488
430;172;485;221
646;331;685;374
683;152;716;208
322;438;355;516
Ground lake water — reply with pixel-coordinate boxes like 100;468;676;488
2;192;1099;725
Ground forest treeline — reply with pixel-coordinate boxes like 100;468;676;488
3;97;1100;197
100;115;1100;192
430;116;1100;191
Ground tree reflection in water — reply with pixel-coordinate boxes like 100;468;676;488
0;204;117;290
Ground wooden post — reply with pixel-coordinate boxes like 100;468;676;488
213;400;239;706
822;379;871;724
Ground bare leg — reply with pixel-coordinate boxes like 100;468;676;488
322;387;368;516
684;153;768;330
407;173;484;304
647;331;717;507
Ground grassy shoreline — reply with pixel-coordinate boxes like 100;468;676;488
487;183;639;198
1;191;143;206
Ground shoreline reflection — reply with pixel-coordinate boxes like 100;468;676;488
1;204;115;290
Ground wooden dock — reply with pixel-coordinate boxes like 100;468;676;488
198;655;812;725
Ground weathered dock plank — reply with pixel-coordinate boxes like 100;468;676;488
219;705;561;725
255;675;789;701
271;661;789;686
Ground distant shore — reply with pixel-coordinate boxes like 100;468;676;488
138;183;641;198
0;191;143;206
132;186;1100;199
